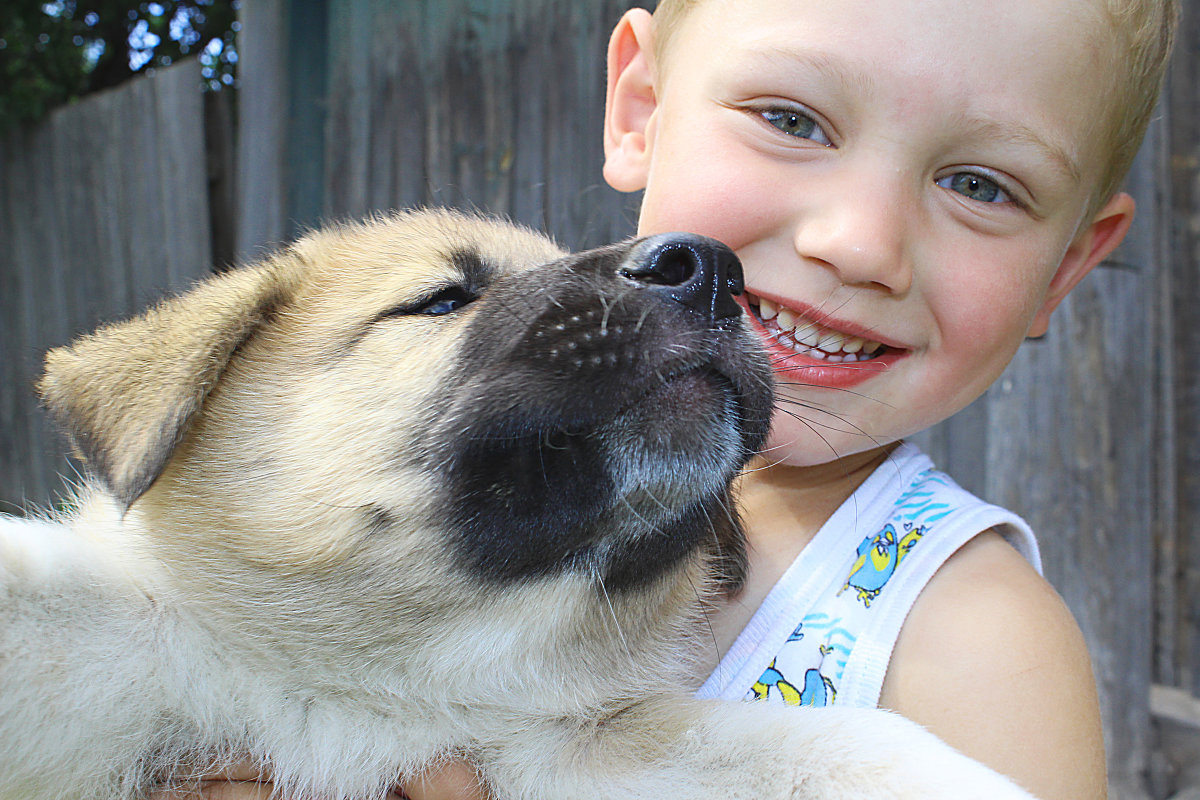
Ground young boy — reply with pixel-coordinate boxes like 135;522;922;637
158;0;1177;798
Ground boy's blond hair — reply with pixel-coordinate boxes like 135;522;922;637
651;0;1179;216
1096;0;1180;208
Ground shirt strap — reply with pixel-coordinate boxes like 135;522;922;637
835;500;1038;707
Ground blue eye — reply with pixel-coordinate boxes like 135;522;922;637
379;286;477;321
937;172;1011;204
416;287;475;315
761;108;832;146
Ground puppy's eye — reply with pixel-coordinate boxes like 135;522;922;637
415;286;475;315
385;286;477;318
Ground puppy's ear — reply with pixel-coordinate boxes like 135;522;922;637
37;260;299;510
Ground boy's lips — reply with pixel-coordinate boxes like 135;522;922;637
740;292;908;389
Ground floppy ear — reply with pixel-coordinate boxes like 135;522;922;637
37;260;298;510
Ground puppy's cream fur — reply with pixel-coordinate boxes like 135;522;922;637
0;210;1032;799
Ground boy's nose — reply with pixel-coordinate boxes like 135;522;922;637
622;234;745;322
794;174;914;295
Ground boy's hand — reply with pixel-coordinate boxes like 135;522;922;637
145;760;484;800
403;760;490;800
146;763;278;800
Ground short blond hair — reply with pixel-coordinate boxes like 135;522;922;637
1093;0;1179;209
652;0;1179;214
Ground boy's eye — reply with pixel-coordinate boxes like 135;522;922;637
761;108;832;146
937;172;1012;204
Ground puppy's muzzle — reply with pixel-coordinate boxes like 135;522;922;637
432;231;772;591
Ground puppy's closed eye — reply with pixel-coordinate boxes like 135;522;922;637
378;286;478;321
408;286;477;316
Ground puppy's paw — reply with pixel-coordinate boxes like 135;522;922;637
673;701;1035;800
779;706;1035;800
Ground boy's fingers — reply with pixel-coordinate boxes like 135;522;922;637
403;760;488;800
147;781;273;800
195;783;275;800
146;761;273;799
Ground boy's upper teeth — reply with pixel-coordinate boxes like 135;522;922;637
750;294;884;358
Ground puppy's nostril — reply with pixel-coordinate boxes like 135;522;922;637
624;234;745;322
627;244;697;287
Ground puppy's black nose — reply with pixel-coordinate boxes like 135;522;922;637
622;234;745;322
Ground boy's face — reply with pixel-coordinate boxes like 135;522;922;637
604;0;1134;466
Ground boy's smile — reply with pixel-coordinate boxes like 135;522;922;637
604;0;1134;466
739;290;905;389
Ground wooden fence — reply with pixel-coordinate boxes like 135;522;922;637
0;59;215;510
0;1;1197;797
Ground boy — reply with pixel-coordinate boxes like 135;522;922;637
159;0;1178;797
596;1;1173;796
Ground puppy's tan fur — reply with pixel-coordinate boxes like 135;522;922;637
1;209;1030;799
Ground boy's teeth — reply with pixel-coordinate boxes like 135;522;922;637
796;325;820;348
817;330;844;352
749;293;885;360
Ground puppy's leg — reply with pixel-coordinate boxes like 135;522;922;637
489;696;1034;800
0;516;180;800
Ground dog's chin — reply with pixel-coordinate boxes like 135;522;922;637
440;366;757;593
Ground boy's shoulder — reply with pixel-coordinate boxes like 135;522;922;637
885;529;1079;684
880;529;1106;800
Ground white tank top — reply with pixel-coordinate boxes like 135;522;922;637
696;442;1040;708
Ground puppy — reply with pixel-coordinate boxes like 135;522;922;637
0;209;1031;799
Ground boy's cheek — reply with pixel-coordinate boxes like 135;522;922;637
638;180;777;253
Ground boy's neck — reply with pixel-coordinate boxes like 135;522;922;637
738;442;899;533
700;444;897;665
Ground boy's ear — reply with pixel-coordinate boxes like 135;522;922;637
602;8;659;193
1027;192;1136;338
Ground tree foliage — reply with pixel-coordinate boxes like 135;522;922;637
0;0;238;130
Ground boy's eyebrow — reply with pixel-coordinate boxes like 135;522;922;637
951;117;1082;186
748;46;1083;186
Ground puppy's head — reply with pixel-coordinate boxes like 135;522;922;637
39;209;772;601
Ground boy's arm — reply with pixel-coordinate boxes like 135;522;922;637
878;530;1108;800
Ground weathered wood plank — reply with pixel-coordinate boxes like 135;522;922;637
156;62;212;290
234;0;291;260
309;0;649;250
0;126;45;509
0;60;213;511
1164;0;1200;701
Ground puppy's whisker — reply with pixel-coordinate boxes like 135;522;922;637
595;574;634;661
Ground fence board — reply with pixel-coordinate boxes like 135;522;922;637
311;0;649;249
233;0;291;260
0;60;213;510
1163;1;1200;703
